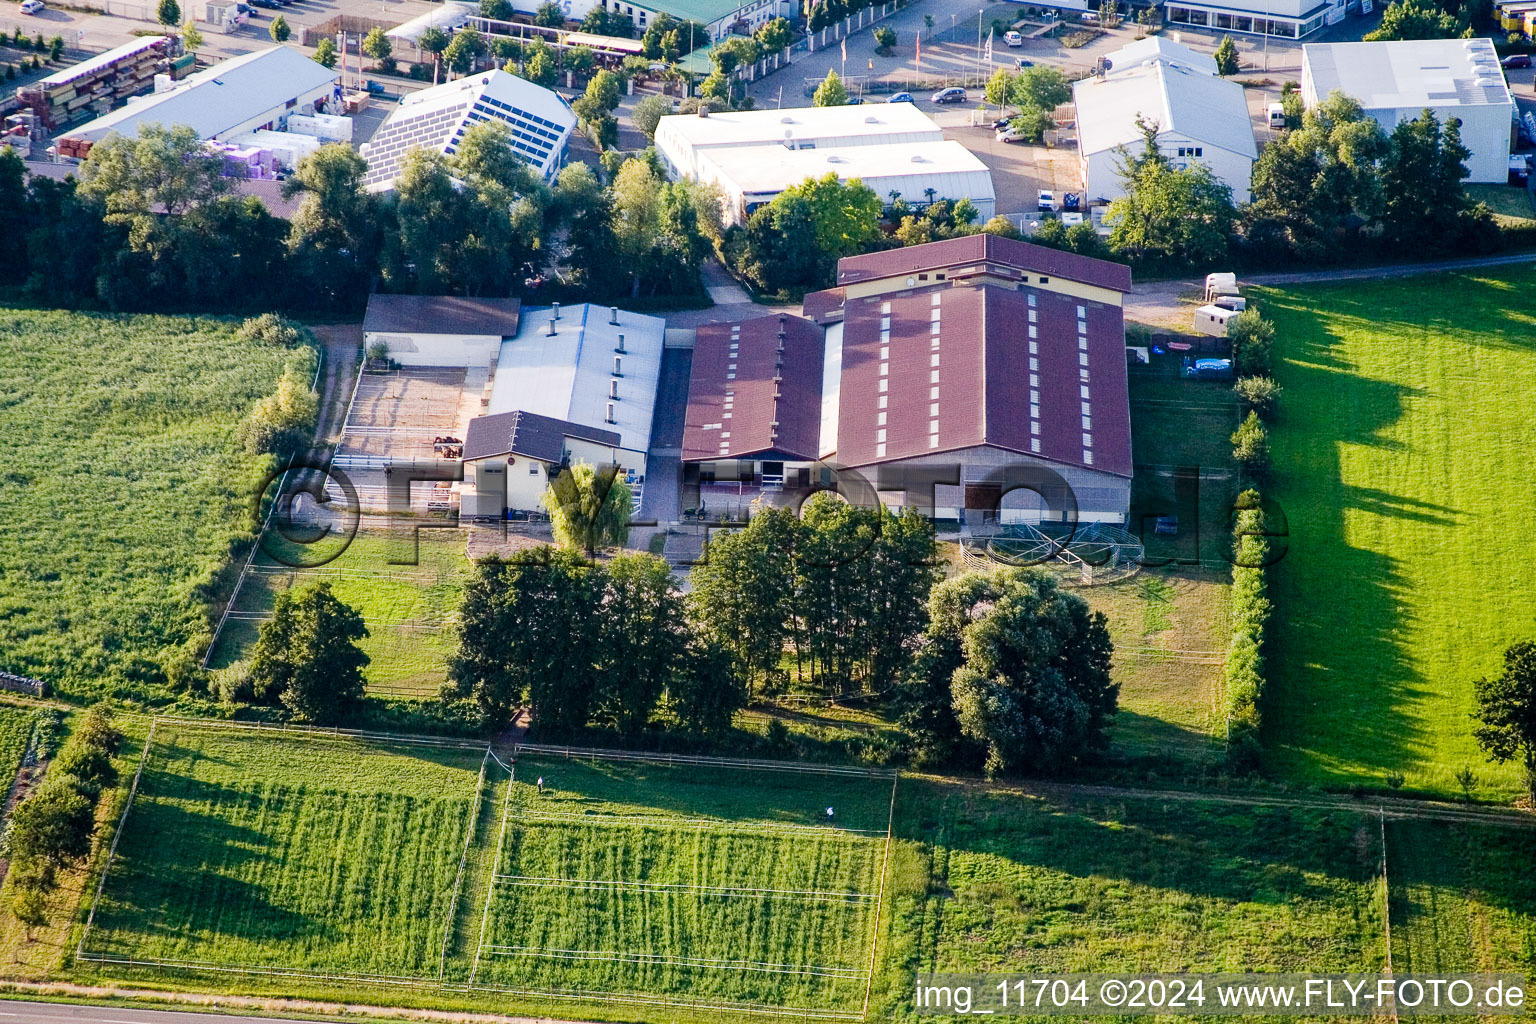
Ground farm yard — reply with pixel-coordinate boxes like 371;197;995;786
0;308;305;701
1259;269;1536;799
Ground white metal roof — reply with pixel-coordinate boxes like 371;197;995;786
385;2;476;44
1302;37;1513;110
1101;36;1218;77
486;304;667;456
698;139;995;203
655;102;945;150
62;46;338;144
360;70;575;188
1073;59;1258;158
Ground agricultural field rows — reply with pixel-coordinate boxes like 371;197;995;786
82;726;895;1017
61;723;1536;1024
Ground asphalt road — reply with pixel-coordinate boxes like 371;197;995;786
0;1003;312;1024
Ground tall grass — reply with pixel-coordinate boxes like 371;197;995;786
0;309;299;698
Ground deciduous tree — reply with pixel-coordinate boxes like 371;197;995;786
543;461;632;557
1474;640;1536;803
247;582;369;722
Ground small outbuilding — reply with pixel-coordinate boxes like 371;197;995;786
1193;304;1240;337
363;294;523;368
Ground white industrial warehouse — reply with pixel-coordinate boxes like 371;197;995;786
1074;38;1257;204
360;70;575;190
698;140;995;224
58;45;339;157
654;103;946;179
1301;37;1515;182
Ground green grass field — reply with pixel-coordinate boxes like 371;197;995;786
81;724;488;979
0;308;297;699
1258;269;1536;797
1388;818;1536;975
209;529;470;699
872;783;1391;1019
472;754;893;1013
82;726;895;1017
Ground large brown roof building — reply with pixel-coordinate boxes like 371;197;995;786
683;234;1134;523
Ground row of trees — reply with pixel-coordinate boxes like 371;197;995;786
1108;92;1492;272
448;548;745;737
4;707;122;936
0;117;717;313
689;497;939;695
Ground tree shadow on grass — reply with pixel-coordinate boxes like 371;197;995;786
1262;306;1443;788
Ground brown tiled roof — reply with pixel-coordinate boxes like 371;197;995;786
801;286;847;324
682;314;825;463
363;294;522;337
835;282;1131;478
462;410;620;463
835;234;1133;294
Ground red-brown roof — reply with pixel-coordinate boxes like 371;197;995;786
802;286;847;324
835;234;1133;294
682;314;825;463
834;282;1131;478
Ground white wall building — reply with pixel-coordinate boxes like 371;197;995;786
1301;37;1515;183
461;303;665;515
360;70;575;190
1073;47;1257;205
363;294;523;368
485;303;666;460
1101;36;1219;77
692;138;995;224
58;46;338;154
1165;0;1339;39
654;104;946;180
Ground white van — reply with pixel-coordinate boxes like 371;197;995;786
1267;102;1286;129
1080;10;1100;23
1004;29;1024;45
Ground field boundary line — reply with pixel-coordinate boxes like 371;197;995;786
862;772;900;1021
491;873;878;902
133;714;487;751
480;945;865;978
514;742;898;778
511;809;888;836
75;719;156;961
469;756;515;987
1380;808;1399;1024
438;745;491;981
465;979;866;1020
73;952;456;989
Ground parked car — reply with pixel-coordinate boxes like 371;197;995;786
1037;189;1054;211
1501;53;1532;69
931;87;966;104
846;95;863;104
1004;29;1023;45
1061;192;1080;211
888;92;914;103
18;0;45;14
996;122;1026;143
1015;56;1033;68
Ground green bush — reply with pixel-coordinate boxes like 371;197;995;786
1224;491;1271;769
1231;410;1269;470
1234;375;1280;417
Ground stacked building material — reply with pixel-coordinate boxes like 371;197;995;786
17;35;179;132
